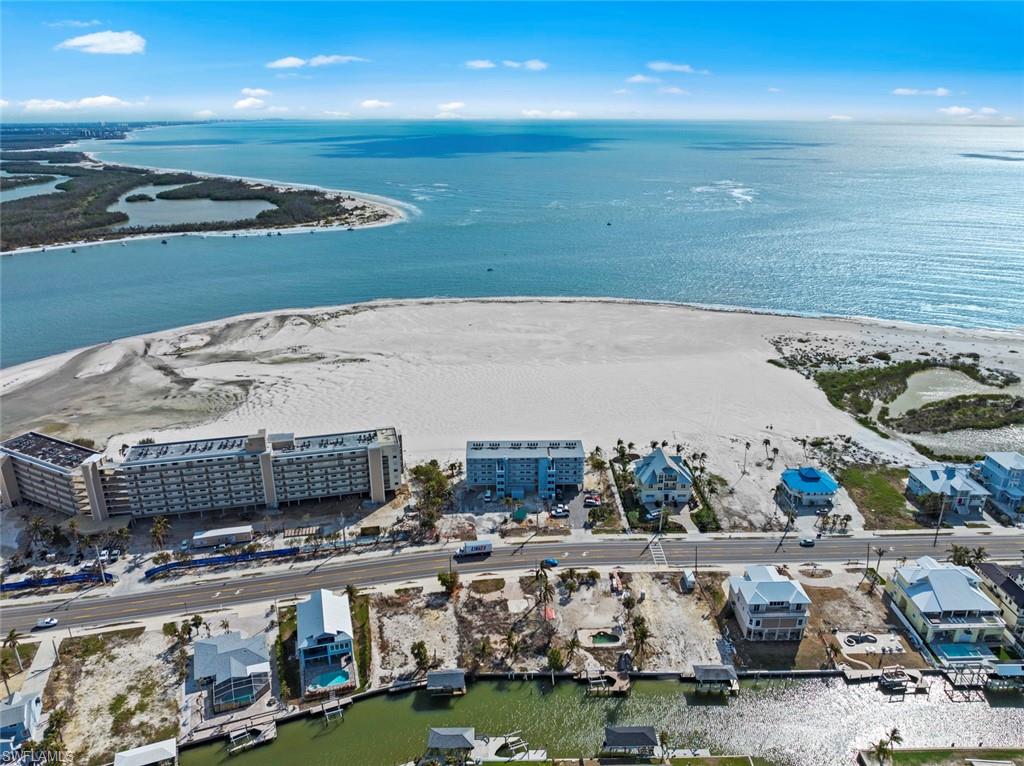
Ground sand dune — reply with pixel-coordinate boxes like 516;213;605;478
3;299;1022;481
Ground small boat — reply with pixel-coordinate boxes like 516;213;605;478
487;267;494;272
161;239;168;245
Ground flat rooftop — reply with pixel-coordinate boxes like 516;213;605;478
466;439;584;459
122;435;255;465
276;427;399;455
0;431;99;471
122;427;398;466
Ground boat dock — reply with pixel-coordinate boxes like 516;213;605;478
579;668;631;696
226;721;277;754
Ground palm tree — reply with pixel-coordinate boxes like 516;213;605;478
28;516;46;549
150;516;171;550
67;518;80;553
948;543;971;567
873;546;887;574
970;546;989;566
869;738;889;766
742;442;751;474
566;634;582;660
503;629;521;664
3;630;24;673
659;730;672;760
345;584;360;601
536;578;555;611
771;446;779;464
45;707;69;743
114;526;131;552
886;727;903;757
762;437;771;460
631;615;652;669
0;657;14;696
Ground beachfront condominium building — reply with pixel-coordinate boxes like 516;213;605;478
0;427;403;520
906;464;989;518
975;452;1024;519
777;466;838;514
885;556;1004;662
296;589;357;698
631;447;693;506
0;433;107;518
465;439;585;500
727;565;811;641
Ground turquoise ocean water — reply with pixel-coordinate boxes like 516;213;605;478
1;120;1022;367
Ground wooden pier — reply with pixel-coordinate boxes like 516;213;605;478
579;668;631;696
226;721;277;754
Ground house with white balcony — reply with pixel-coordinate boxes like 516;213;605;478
975;452;1024;520
727;565;811;641
296;588;357;698
906;464;989;518
631;447;693;506
885;556;1005;664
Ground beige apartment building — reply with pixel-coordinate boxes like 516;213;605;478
1;427;403;520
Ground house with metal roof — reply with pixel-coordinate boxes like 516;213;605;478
0;692;41;760
777;466;838;513
296;589;357;698
112;738;178;766
907;464;989;517
602;725;659;755
727;565;811;641
976;561;1024;649
976;452;1024;519
631;447;693;506
885;556;1005;662
193;631;271;713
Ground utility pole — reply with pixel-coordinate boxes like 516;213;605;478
932;501;946;548
94;544;109;586
693;543;699;573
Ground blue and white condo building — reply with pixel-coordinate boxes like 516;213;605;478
465;439;585;500
296;589;357;698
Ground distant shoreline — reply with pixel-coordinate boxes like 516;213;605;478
0;125;412;255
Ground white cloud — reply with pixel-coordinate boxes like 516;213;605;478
938;105;972;116
234;97;265;110
22;95;133;112
435;111;465;119
437;101;465;111
465;59;496;69
521;109;577;119
309;54;369;67
360;99;393;109
658;86;689;95
266;56;307;69
508;59;547;71
241;88;271;97
647;60;710;75
322;110;350;118
979;106;999;115
47;19;102;28
891;87;950;97
194;109;216;118
0;99;8;108
766;87;782;93
828;115;852;121
626;74;660;84
57;30;145;55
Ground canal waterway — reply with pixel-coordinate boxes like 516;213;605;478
178;678;1024;766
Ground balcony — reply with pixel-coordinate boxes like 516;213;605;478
925;613;1004;630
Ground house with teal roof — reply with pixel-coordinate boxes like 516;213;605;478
777;466;838;513
631;447;693;506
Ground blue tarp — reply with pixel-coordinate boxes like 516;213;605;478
144;546;300;579
780;466;838;494
0;571;115;592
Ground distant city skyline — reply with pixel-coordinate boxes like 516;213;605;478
1;1;1021;122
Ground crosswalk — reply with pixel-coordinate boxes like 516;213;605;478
648;538;668;567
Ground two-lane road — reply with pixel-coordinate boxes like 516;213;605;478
3;533;1022;633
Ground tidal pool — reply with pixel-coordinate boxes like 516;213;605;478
108;183;277;229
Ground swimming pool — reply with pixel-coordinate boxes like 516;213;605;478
309;668;351;691
932;643;996;662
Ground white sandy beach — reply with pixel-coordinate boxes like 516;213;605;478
5;299;1023;507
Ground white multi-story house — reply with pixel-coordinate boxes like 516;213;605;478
975;452;1024;519
885;556;1005;663
906;464;989;517
296;589;357;698
631;447;693;506
726;565;811;641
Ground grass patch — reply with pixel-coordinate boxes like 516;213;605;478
890;749;1024;766
838;464;922;530
816;360;936;415
1;641;39;671
352;594;372;692
469;578;505;595
274;606;300;701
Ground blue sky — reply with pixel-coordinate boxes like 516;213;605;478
1;2;1021;122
